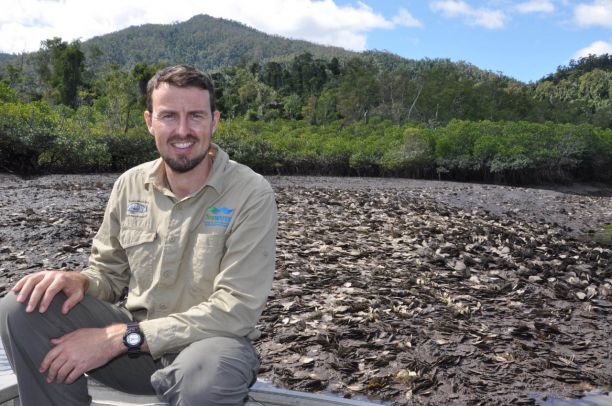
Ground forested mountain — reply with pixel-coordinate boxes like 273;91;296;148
2;14;355;74
542;54;612;83
0;14;502;85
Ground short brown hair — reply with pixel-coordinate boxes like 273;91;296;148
146;64;216;113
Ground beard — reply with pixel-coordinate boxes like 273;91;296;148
161;136;210;173
162;152;208;173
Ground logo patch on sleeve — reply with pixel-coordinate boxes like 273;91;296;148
204;206;235;229
127;202;148;215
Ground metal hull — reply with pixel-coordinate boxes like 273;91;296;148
0;374;381;406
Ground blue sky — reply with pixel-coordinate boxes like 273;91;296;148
1;0;611;83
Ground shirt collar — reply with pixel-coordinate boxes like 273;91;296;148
145;159;166;192
205;144;228;193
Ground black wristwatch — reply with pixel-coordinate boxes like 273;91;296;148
123;322;144;358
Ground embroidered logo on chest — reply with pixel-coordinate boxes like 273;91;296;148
127;201;148;216
204;206;235;229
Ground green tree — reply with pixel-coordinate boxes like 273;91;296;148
261;61;284;90
314;89;338;124
282;94;302;120
375;67;424;124
92;66;140;134
302;95;317;124
578;69;611;109
36;37;85;107
132;62;162;110
416;63;478;125
288;53;327;96
336;57;380;122
0;82;18;102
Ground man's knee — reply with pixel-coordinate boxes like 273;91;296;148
152;337;259;406
0;293;29;334
0;292;68;340
181;354;252;405
0;293;22;317
1;290;64;318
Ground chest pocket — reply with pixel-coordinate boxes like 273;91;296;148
119;228;157;290
191;234;227;293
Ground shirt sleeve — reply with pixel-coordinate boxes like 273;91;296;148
80;179;131;303
139;187;277;359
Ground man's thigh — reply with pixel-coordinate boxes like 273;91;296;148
88;351;159;395
0;291;132;363
151;336;260;405
1;291;130;334
60;295;160;395
0;292;160;394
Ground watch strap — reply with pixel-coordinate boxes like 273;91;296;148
124;322;143;358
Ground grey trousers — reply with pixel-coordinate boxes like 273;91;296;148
0;292;260;406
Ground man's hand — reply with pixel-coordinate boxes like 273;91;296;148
40;324;127;384
12;270;89;314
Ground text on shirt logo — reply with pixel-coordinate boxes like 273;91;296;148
127;202;148;215
204;206;235;229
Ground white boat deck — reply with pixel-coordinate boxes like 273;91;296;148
0;372;382;406
0;374;17;406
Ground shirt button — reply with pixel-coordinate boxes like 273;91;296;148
163;270;171;278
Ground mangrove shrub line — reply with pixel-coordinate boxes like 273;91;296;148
1;96;609;185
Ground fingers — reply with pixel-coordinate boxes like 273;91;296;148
41;340;76;384
38;276;67;314
52;360;76;384
39;344;58;374
25;273;58;313
50;336;66;345
44;354;76;384
63;367;84;385
13;273;43;303
15;273;51;312
41;329;100;385
12;271;86;314
40;333;70;374
61;290;84;315
11;275;28;293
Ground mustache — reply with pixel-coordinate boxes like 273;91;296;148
168;135;199;144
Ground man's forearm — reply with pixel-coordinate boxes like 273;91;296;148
41;323;148;384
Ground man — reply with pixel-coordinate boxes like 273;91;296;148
0;64;277;405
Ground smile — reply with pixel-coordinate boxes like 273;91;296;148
171;141;194;149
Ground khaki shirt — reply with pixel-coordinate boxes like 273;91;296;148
80;145;277;359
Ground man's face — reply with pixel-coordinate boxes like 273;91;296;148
144;83;220;173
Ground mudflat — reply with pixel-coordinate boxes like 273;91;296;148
0;173;610;405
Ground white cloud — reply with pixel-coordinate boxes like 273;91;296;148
0;0;204;53
572;40;612;59
574;0;612;28
515;1;555;14
222;0;393;51
431;0;471;17
392;8;423;28
472;9;506;29
0;0;424;54
430;0;507;29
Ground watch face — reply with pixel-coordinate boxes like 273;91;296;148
126;332;142;346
